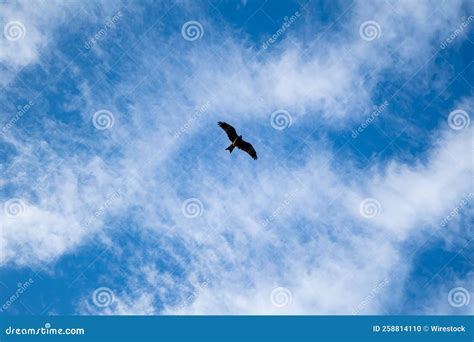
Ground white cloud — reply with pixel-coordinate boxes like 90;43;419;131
0;0;123;85
80;288;157;315
0;138;125;266
348;127;473;238
425;273;474;315
0;0;471;315
160;125;472;315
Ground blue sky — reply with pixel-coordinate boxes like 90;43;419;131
0;0;473;315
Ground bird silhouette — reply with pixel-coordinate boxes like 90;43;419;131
218;121;257;160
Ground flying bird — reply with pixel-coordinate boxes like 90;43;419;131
218;121;258;160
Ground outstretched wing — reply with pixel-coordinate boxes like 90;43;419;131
218;121;238;142
236;139;258;160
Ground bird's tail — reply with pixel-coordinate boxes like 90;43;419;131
226;144;235;153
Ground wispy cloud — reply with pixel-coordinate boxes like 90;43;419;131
0;0;472;316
